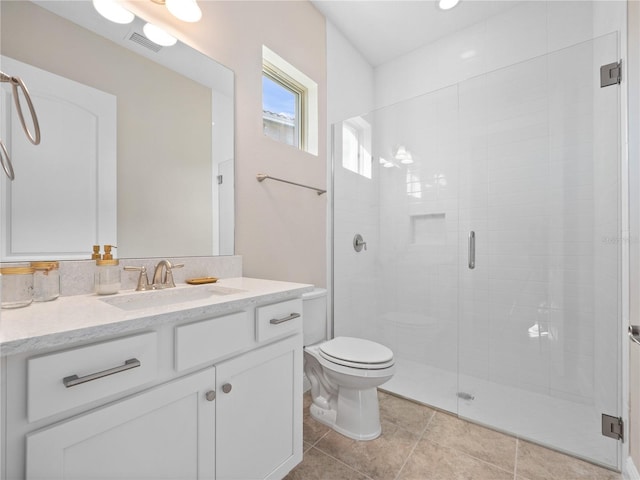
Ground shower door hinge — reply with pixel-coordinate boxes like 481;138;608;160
600;61;621;88
602;414;623;441
217;175;223;185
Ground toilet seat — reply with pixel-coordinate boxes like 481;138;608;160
319;337;394;370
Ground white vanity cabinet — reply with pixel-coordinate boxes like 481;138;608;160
26;367;216;480
216;335;302;480
2;291;305;480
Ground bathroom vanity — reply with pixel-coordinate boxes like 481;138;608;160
0;277;312;480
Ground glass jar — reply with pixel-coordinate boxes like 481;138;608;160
0;266;35;308
31;261;60;302
95;259;120;295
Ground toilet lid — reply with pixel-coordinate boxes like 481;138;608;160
319;337;393;367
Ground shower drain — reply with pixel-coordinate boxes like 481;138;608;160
457;392;475;401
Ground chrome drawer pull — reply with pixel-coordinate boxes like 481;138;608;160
270;313;301;325
63;358;141;388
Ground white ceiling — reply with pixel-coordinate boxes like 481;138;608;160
311;0;521;66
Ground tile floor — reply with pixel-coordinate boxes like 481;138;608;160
284;390;622;480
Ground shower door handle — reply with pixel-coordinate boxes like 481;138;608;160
468;231;475;269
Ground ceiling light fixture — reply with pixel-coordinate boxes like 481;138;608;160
166;0;202;22
151;0;202;22
394;145;414;165
438;0;460;11
143;22;178;46
401;152;413;165
92;0;134;24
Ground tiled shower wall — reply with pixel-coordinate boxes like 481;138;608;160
335;0;626;390
374;2;626;109
332;0;625;468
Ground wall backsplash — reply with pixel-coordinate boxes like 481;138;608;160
59;256;243;296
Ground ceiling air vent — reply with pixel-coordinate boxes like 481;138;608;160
128;32;162;53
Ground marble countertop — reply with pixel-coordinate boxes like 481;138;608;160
0;277;314;356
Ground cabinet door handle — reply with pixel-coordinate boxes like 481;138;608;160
62;358;141;388
222;383;232;394
270;312;301;325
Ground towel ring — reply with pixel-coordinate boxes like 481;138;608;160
1;71;41;146
0;139;14;180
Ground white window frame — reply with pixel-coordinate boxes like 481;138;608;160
341;116;372;179
262;62;306;149
262;46;318;155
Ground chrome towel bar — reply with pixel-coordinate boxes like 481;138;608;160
256;173;326;196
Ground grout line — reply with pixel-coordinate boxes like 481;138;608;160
303;415;332;449
417;413;516;478
309;446;375;480
310;428;330;447
514;439;519;480
392;410;436;480
423;437;517;479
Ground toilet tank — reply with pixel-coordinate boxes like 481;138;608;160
302;288;327;346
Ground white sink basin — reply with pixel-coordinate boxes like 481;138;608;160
100;285;246;311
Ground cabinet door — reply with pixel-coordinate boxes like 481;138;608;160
26;368;216;480
216;335;302;480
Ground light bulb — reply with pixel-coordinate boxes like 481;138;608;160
438;0;460;10
92;0;134;24
394;145;407;161
166;0;202;22
143;23;177;47
400;152;413;165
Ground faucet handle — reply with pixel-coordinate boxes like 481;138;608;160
124;265;151;291
164;263;183;288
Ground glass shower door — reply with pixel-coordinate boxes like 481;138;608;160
457;33;621;469
333;85;462;414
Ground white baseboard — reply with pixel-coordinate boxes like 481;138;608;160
625;456;640;480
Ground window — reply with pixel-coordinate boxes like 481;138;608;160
262;63;305;148
262;46;318;155
341;117;372;179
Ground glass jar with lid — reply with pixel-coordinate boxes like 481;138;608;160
31;261;60;302
0;266;34;308
95;259;120;295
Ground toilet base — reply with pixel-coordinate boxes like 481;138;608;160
309;386;382;441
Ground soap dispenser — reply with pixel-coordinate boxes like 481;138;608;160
95;244;120;295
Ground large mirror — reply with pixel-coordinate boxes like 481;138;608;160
0;0;234;260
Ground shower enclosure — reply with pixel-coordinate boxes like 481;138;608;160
332;33;621;469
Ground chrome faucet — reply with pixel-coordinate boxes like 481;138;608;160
124;260;184;291
152;260;184;289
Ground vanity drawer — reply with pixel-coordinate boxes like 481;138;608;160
175;311;252;372
255;298;303;343
28;332;158;423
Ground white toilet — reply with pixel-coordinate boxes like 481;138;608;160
302;288;395;441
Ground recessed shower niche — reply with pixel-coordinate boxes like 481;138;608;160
410;213;446;245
